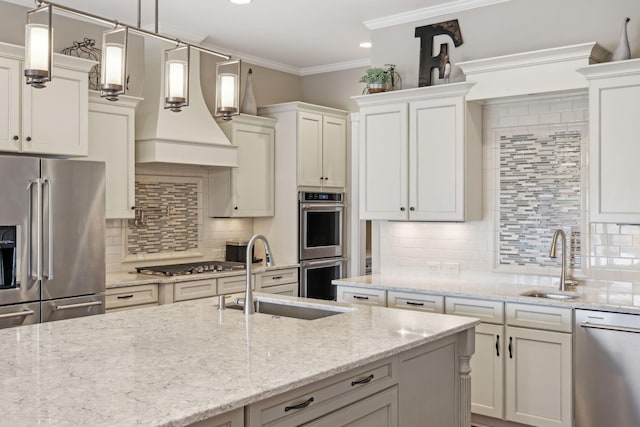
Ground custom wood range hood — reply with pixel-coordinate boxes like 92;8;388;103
134;38;238;167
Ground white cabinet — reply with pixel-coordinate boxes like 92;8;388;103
83;92;141;219
255;268;298;297
173;278;218;302
105;284;159;312
258;102;348;190
445;298;572;427
354;83;482;221
579;59;640;223
188;407;244;427
387;290;444;313
210;115;275;217
336;285;386;306
297;111;347;188
0;42;94;157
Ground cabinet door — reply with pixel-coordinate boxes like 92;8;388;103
589;79;640;223
231;122;275;216
301;387;398;427
359;103;408;220
86;99;136;219
0;56;20;152
22;66;88;156
505;326;572;427
322;115;346;188
409;96;464;221
471;323;504;419
298;111;324;187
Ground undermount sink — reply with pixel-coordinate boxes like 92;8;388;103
520;290;580;300
226;298;351;320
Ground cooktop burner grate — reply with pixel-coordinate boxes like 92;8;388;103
136;261;246;276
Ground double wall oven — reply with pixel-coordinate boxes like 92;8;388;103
299;192;346;301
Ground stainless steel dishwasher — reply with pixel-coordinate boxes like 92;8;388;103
575;309;640;427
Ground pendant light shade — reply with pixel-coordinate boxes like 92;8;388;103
164;45;190;112
24;4;53;88
100;26;128;101
215;60;241;120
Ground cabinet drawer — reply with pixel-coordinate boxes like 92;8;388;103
218;274;248;294
260;283;298;297
173;279;217;302
336;286;386;306
106;284;158;310
445;297;504;324
248;358;396;427
506;303;572;333
261;268;298;287
387;290;444;313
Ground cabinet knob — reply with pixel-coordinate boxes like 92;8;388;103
234;206;238;210
400;207;405;212
131;206;136;210
410;207;415;211
26;136;32;142
12;135;19;141
324;177;328;180
320;177;324;180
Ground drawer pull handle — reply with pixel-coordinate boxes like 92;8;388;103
117;294;135;300
353;295;369;300
0;309;35;319
508;336;513;359
495;335;500;357
271;275;283;280
406;301;424;306
284;397;314;412
351;374;374;386
581;322;640;334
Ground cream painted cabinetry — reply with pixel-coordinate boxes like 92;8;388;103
336;285;386;306
255;267;298;296
83;92;141;219
387;290;443;313
579;59;640;223
106;284;159;312
354;83;482;221
187;408;244;427
210;115;276;217
0;42;94;157
258;102;348;190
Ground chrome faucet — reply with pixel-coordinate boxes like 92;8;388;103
549;229;569;292
244;234;274;315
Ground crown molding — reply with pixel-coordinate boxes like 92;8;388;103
363;0;512;30
300;58;371;76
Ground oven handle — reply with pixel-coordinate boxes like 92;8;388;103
300;203;344;210
300;258;346;268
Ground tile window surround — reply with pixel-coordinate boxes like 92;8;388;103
105;164;253;273
377;92;640;284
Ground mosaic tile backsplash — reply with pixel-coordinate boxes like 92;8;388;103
127;181;198;255
499;129;582;269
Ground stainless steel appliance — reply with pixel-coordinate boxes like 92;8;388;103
299;192;344;260
136;260;245;276
575;309;640;427
299;192;345;301
0;156;105;329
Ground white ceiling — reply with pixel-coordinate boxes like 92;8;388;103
3;0;508;75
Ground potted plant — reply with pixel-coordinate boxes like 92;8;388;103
359;67;388;93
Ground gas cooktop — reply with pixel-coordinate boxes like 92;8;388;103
136;261;246;276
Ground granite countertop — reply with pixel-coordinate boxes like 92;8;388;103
334;275;640;315
0;293;477;427
106;263;300;289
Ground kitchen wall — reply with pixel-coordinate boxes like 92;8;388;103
374;92;640;285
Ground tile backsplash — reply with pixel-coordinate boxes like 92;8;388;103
105;164;253;273
375;92;631;282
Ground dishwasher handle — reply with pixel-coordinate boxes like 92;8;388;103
580;322;640;334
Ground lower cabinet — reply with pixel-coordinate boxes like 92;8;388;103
105;284;159;312
336;285;386;306
174;279;218;302
387;290;443;313
187;407;244;427
469;323;504;418
256;268;299;297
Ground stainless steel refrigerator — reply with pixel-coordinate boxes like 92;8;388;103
0;155;105;329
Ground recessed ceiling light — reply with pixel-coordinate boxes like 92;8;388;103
359;42;372;48
229;0;252;4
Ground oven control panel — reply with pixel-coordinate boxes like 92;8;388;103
300;192;343;202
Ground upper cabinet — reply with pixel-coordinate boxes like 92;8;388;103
579;59;640;224
259;102;348;190
0;42;94;157
354;83;482;221
81;92;141;219
209;114;276;217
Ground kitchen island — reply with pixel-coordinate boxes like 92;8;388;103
0;293;477;427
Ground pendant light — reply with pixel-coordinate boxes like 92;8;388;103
100;26;128;101
215;60;241;120
164;45;190;112
24;4;53;88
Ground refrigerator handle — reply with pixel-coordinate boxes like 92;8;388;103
43;178;53;280
28;178;42;281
